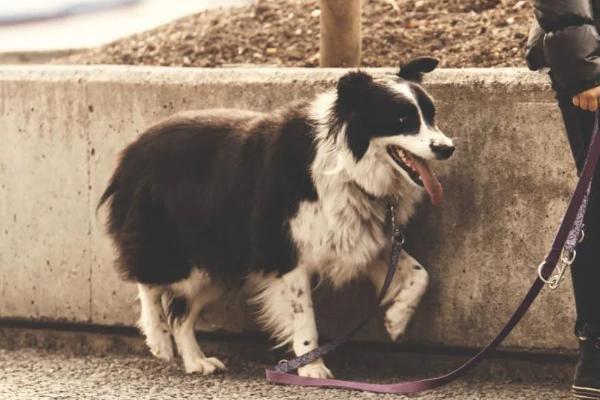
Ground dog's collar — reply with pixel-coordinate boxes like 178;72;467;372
349;181;381;201
349;182;399;209
349;182;400;239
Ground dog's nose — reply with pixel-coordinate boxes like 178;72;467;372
430;143;455;160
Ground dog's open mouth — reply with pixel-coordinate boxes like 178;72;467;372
386;145;444;205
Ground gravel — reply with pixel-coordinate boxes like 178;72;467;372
0;347;574;400
56;0;534;68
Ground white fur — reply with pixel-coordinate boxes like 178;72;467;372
136;270;227;374
246;268;333;379
171;287;225;374
246;272;294;348
137;283;174;362
367;251;429;340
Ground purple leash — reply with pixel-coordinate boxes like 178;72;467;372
266;115;600;394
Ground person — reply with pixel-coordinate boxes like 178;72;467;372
527;1;600;398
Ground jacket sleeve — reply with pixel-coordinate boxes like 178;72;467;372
526;19;546;71
533;0;600;96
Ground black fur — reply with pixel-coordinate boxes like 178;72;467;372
99;105;318;285
99;66;440;287
410;84;436;126
167;296;189;327
332;71;423;161
398;57;439;83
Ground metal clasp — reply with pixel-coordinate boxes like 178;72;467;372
275;359;289;372
538;249;576;290
579;225;586;244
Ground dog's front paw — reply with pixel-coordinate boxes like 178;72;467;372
385;319;407;342
146;331;175;362
384;304;413;341
183;356;226;375
298;359;333;379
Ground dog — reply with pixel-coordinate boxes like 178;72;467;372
98;57;455;378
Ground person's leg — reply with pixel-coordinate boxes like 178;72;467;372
556;93;600;334
554;86;600;398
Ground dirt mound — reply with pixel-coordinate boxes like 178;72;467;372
58;0;534;68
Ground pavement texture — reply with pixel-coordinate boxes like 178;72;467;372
0;327;578;400
0;347;574;400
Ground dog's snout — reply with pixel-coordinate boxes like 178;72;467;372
430;143;455;160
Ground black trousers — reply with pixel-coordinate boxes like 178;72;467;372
555;88;600;336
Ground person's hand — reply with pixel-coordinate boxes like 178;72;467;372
573;86;600;111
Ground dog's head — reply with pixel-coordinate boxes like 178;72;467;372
326;57;454;204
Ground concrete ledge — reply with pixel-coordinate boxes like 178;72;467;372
0;65;577;352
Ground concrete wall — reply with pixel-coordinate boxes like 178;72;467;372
0;65;579;352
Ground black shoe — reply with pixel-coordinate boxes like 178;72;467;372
573;336;600;399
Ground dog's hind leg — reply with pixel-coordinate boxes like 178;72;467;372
137;283;174;361
248;268;333;379
168;274;225;375
367;250;429;341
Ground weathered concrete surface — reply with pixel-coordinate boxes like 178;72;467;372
0;66;579;352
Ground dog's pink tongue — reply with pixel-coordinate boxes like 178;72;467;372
412;158;443;205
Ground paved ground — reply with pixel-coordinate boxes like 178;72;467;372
0;326;578;399
0;346;575;400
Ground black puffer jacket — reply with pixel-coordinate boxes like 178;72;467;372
527;0;600;96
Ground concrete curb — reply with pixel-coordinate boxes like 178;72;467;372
0;65;577;353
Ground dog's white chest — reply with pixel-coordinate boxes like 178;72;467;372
289;192;389;286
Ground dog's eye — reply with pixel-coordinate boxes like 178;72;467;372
398;117;407;124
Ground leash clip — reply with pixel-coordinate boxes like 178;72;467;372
579;225;586;244
538;249;576;290
276;359;289;373
538;223;584;290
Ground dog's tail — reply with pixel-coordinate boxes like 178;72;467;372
97;178;118;213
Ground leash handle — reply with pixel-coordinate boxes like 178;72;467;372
267;113;600;393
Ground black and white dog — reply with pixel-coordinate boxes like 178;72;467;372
99;57;455;378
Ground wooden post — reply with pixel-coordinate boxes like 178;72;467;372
319;0;361;67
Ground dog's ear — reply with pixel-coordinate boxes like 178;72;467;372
336;70;373;110
335;71;374;160
346;115;370;161
398;57;439;82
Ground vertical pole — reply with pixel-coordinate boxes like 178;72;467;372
319;0;361;67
